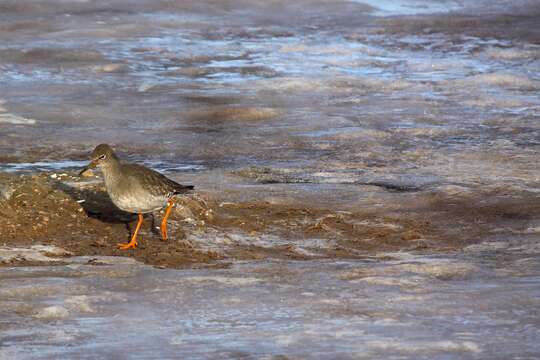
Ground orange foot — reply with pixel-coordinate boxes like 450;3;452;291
117;241;137;250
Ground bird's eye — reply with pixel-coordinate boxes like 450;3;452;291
99;154;106;160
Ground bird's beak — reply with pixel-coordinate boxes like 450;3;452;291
79;159;97;177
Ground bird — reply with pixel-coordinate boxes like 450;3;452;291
79;144;194;250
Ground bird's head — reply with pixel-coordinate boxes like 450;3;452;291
79;143;118;176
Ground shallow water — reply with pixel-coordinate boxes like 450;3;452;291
1;239;540;359
0;160;204;173
1;0;538;177
1;0;540;357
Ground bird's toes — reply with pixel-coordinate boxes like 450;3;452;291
117;242;137;250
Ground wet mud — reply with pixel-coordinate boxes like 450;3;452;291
1;168;539;269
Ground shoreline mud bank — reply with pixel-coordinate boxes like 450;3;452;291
1;168;538;268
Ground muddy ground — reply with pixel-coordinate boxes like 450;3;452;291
1;167;537;268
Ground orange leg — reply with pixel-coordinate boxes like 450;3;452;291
118;213;143;250
161;199;174;241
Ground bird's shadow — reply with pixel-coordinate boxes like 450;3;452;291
53;181;161;237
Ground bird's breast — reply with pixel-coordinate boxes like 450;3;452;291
105;180;167;214
109;191;166;213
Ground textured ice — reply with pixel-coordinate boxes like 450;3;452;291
0;113;37;125
468;73;539;90
0;100;37;125
363;340;481;354
357;0;462;16
34;306;70;320
483;47;540;60
0;245;72;264
2;246;540;358
183;276;262;286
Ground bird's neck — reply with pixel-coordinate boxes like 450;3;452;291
101;159;122;185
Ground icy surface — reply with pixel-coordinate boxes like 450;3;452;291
1;244;540;359
0;245;72;263
0;160;204;173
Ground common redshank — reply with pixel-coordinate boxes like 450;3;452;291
80;144;194;250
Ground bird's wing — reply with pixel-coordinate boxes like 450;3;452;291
122;164;194;197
